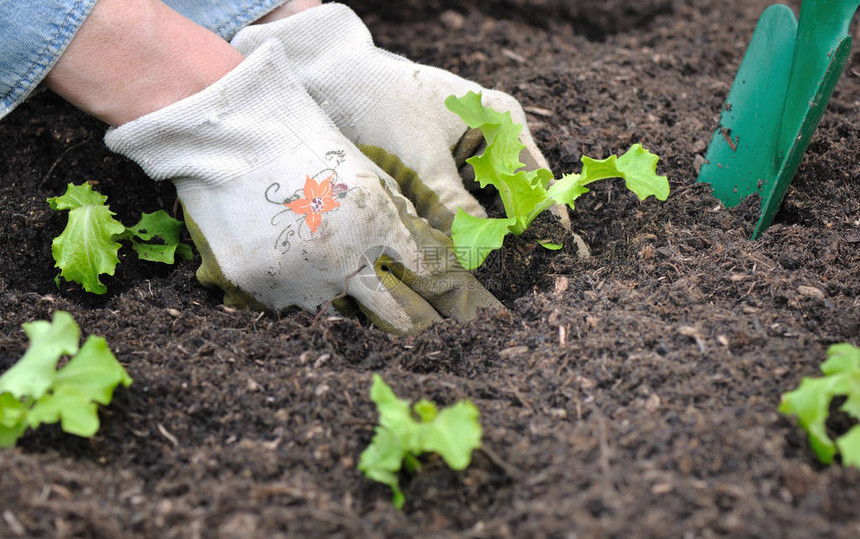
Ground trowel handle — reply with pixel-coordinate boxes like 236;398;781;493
777;0;860;156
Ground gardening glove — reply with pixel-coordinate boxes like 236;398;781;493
231;3;567;234
103;40;502;335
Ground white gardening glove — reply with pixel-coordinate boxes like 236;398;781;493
231;3;566;234
104;40;502;335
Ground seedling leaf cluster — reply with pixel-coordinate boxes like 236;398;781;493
445;91;670;270
48;182;192;294
779;343;860;468
0;311;133;447
358;374;482;509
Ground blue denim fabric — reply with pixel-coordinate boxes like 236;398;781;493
0;0;291;120
0;0;97;119
163;0;290;40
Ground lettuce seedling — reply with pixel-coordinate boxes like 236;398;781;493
779;343;860;468
48;182;193;294
358;374;482;509
445;91;670;270
0;311;133;447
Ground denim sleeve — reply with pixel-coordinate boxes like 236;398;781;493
163;0;292;40
0;0;292;121
0;0;98;119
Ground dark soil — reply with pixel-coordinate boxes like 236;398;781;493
2;0;860;537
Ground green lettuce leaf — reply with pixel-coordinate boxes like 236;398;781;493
27;336;133;437
0;311;132;447
547;144;669;208
607;143;671;201
358;374;482;509
779;343;860;466
537;240;563;250
450;211;515;270
413;400;482;470
836;426;860;468
48;183;125;294
0;311;80;399
445;92;551;228
120;210;193;264
0;393;28;446
445;92;670;271
49;183;193;294
544;172;590;208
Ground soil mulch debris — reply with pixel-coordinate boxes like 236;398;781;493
1;0;859;537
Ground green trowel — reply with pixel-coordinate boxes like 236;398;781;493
698;0;860;239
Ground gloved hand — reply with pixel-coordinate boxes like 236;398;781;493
231;3;567;234
104;40;502;334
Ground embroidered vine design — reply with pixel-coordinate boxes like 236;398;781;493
266;150;351;252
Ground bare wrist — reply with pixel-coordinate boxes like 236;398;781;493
45;0;243;126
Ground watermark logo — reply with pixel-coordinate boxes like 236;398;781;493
351;244;505;295
354;245;398;293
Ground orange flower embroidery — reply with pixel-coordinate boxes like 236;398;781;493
285;174;341;233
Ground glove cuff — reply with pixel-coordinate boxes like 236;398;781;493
104;39;335;186
231;3;401;128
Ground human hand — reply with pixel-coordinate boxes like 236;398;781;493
104;41;502;334
231;3;566;235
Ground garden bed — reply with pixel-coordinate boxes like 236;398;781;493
1;0;859;536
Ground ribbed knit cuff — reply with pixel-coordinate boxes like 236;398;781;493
104;38;334;186
231;3;403;127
